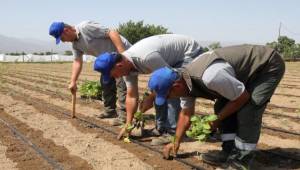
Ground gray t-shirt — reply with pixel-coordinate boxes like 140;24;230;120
180;59;245;109
122;34;202;87
72;21;132;58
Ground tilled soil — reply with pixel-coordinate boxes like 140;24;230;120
0;92;193;170
0;63;300;170
0;111;53;170
0;110;93;170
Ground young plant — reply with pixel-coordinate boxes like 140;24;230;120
122;92;149;143
186;114;218;142
79;80;102;100
123;123;135;143
132;91;149;129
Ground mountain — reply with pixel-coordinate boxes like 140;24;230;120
0;34;262;54
0;34;71;54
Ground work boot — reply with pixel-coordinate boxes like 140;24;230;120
151;132;172;146
201;150;230;166
110;116;126;126
97;111;118;119
149;128;163;137
201;141;234;165
131;125;145;137
225;148;255;170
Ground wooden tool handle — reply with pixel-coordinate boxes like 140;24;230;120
72;93;76;118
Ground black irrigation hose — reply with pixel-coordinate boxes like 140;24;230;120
0;117;64;170
262;125;300;136
6;77;300;138
0;89;204;170
59;111;206;170
5;72;300;122
74;113;203;169
261;150;300;162
195;113;300;137
62;111;300;163
1;86;300;165
264;111;300;121
61;110;300;163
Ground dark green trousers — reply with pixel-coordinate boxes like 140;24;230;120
100;76;126;119
215;52;285;147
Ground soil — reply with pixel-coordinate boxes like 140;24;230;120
0;62;299;170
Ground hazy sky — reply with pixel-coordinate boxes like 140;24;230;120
1;0;300;44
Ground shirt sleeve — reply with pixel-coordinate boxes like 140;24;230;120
202;60;245;101
72;45;83;59
81;21;109;39
123;72;139;88
144;51;170;71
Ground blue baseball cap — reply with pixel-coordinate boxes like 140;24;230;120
94;52;117;84
49;22;64;44
148;67;179;105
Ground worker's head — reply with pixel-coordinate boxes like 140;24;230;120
49;22;77;44
148;67;191;105
94;52;132;84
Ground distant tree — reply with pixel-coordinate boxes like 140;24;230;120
9;52;21;56
208;42;222;50
277;36;295;54
266;41;278;50
117;20;170;44
294;44;300;60
266;36;299;60
202;47;209;52
64;50;73;56
45;51;56;55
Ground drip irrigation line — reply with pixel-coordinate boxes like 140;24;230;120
0;117;64;170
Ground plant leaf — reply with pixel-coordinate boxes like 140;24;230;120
206;115;218;121
203;123;211;130
123;137;131;143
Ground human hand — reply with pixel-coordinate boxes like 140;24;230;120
163;143;179;160
68;82;77;94
209;118;221;131
117;123;133;140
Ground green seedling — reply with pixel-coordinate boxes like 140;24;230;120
186;114;217;142
122;123;134;143
132;91;149;128
121;91;149;143
79;80;102;100
170;135;176;144
123;137;131;143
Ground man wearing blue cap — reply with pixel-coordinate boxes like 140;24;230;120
49;21;132;126
94;34;203;145
147;45;285;169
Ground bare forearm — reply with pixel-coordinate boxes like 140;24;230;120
218;90;250;121
140;92;155;113
109;31;126;53
125;95;138;124
71;59;83;83
174;108;194;146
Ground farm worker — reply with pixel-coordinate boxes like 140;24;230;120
146;45;285;169
93;34;203;145
49;21;132;126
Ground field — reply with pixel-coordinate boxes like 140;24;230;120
0;62;299;170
